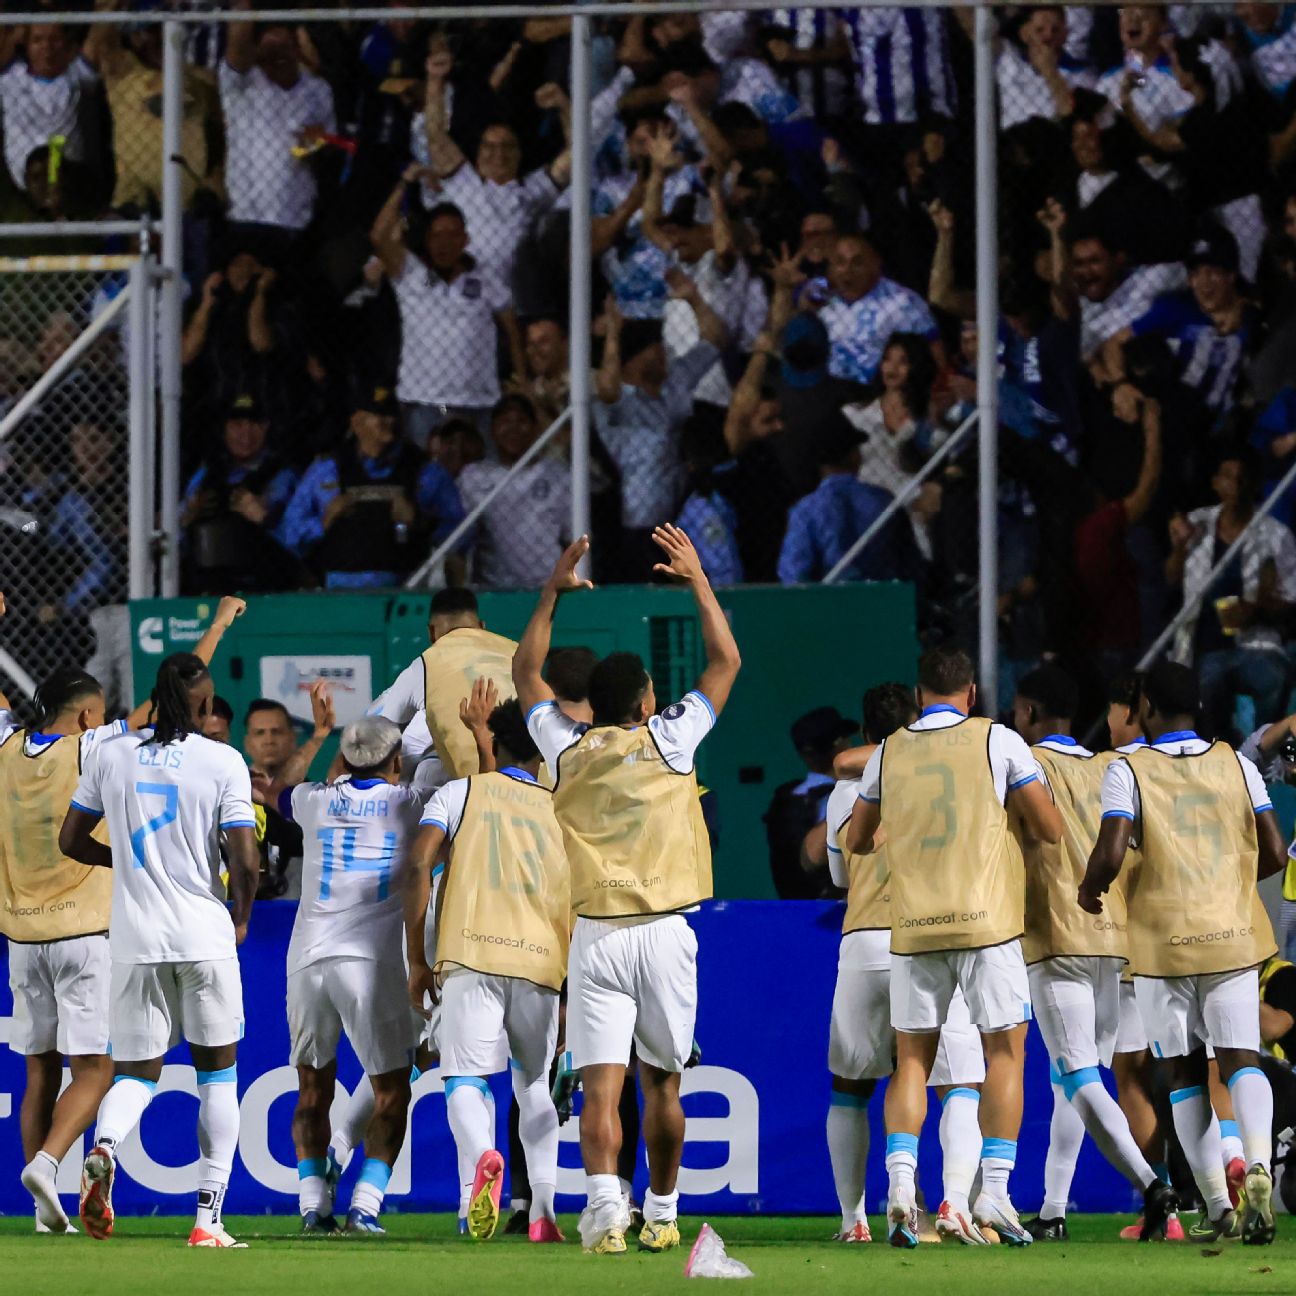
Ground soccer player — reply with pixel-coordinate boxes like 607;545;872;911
513;526;741;1256
406;699;569;1243
1081;660;1287;1245
1;596;245;1235
372;586;519;786
820;682;989;1245
253;712;423;1235
1011;665;1178;1242
59;652;260;1247
848;645;1061;1247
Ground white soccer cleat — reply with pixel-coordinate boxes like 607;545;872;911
935;1199;990;1245
834;1220;872;1243
23;1159;71;1234
887;1187;919;1249
188;1224;248;1248
973;1193;1033;1247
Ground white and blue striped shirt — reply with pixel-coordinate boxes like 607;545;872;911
841;7;955;125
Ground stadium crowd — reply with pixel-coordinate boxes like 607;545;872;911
9;4;1296;734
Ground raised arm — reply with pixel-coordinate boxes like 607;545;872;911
1036;198;1075;322
668;268;727;349
126;595;246;729
1079;814;1132;913
513;537;594;714
422;50;467;176
640;132;676;254
651;524;741;715
595;296;623;405
460;677;499;773
226;0;256;73
370;167;415;278
1121;76;1184;154
591;175;646;259
1122;397;1162;526
275;681;335;787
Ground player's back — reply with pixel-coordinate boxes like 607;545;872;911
288;776;426;973
75;730;255;964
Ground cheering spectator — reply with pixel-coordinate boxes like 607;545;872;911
817;231;938;384
847;332;938;495
281;385;434;588
995;6;1095;130
371;171;522;446
221;10;336;238
515;317;569;425
777;413;921;585
676;414;743;587
594;285;726;581
86;3;221;210
457;394;569;589
1166;450;1296;742
0;24;108;201
415;48;571;297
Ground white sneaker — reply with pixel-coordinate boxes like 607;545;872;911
188;1224;248;1248
23;1159;71;1234
887;1186;919;1249
35;1215;78;1235
935;1200;989;1245
973;1193;1032;1246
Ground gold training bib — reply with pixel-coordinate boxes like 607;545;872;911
554;725;712;918
1023;747;1127;964
1124;742;1275;977
0;730;112;942
835;812;889;934
421;627;519;779
435;772;570;991
880;716;1024;954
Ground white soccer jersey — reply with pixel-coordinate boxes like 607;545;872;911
71;731;255;964
284;776;428;975
0;710;127;759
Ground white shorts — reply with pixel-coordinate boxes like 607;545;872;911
1134;967;1262;1058
1028;955;1122;1073
828;967;985;1086
568;914;697;1073
288;957;417;1077
8;935;110;1057
439;970;555;1080
891;940;1031;1035
1114;978;1147;1055
109;958;244;1062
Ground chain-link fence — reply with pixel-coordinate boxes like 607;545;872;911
0;257;136;713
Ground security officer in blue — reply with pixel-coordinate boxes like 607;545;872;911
282;384;435;588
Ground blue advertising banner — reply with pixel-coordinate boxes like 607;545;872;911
0;902;1138;1218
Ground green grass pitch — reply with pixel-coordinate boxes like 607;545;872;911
0;1214;1291;1294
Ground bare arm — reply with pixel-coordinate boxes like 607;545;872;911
709;170;736;271
1122;80;1184;153
1008;778;1061;844
246;269;277;355
497;308;526;381
1078;814;1133;912
803;819;829;870
275;681;335;787
58;807;113;869
590;176;646;259
652;525;741;715
1262;1000;1294;1046
833;743;876;779
224;825;258;943
182;274;222;366
1122;398;1162;526
85;0;126;74
1258;807;1288;881
126;595;246;729
640;137;675;254
405;822;445;1010
370;168;414;278
422;67;467;176
460;678;499;774
225;0;256;73
1037;199;1075;322
513;537;593;714
669;270;727;349
594;297;622;405
846;796;881;854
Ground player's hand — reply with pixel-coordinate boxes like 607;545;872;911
0;590;6;618
309;679;335;738
409;962;439;1014
652;523;704;583
214;595;247;629
234;922;249;946
547;536;594;596
459;677;498;733
1076;882;1104;915
250;770;275;807
646;124;679;172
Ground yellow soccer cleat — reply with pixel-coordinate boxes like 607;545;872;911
467;1150;504;1241
638;1219;682;1253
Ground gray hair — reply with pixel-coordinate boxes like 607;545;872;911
339;716;402;771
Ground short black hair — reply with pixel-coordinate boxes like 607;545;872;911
489;698;539;764
1108;671;1142;710
33;667;103;730
430;587;479;618
424;201;467;229
546;646;598;704
210;695;235;724
588;652;651;725
1141;660;1200;720
917;645;975;696
245;698;291;725
1015;664;1078;725
863;682;917;745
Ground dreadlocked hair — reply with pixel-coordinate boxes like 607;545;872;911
148;653;210;746
33;667;103;731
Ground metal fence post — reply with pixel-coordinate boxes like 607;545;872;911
975;2;1000;714
159;18;184;598
568;11;592;556
128;258;150;600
